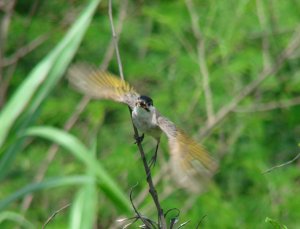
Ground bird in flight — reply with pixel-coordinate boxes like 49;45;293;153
68;63;218;192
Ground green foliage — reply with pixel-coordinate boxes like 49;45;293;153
0;211;34;229
0;176;92;211
0;0;300;228
25;126;130;212
0;0;101;150
70;182;98;229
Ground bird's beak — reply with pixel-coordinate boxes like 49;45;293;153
138;101;150;112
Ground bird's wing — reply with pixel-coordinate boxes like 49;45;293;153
156;114;218;193
67;63;140;109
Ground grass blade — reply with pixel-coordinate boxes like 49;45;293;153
0;175;91;211
25;126;131;213
0;0;101;149
70;182;98;229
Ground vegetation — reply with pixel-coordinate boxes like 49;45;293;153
0;0;300;228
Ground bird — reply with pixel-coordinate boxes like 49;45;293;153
67;63;218;192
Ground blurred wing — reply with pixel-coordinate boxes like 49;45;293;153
67;63;140;108
157;115;218;193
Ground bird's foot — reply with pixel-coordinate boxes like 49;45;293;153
148;154;157;169
148;142;159;169
134;133;144;144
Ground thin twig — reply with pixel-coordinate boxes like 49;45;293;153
129;185;148;227
0;34;47;109
108;0;125;80
165;208;180;229
0;34;48;67
129;185;157;228
20;0;128;213
263;152;300;174
42;204;70;229
177;220;190;229
185;0;215;125
134;163;169;207
101;0;127;70
196;215;207;229
108;1;167;228
0;0;16;107
0;0;42;111
199;26;300;139
234;96;300;113
256;0;271;70
249;28;295;40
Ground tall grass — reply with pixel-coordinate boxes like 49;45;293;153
0;0;131;227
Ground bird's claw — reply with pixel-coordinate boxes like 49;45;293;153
147;152;157;179
148;143;159;169
134;133;144;144
148;155;157;168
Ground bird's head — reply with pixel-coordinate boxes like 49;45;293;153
135;95;153;112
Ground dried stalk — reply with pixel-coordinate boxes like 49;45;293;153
108;0;167;228
199;27;300;139
42;204;70;229
185;0;215;125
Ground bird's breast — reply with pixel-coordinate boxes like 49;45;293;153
132;107;161;139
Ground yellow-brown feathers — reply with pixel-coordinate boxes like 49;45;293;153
168;130;218;193
68;63;218;193
68;64;139;108
157;115;218;192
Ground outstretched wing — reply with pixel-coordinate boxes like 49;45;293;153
67;63;140;109
157;115;218;193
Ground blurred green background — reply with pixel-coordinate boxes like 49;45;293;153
0;0;300;228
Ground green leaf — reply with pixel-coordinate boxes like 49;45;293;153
0;0;101;149
25;126;131;213
0;211;34;229
70;181;98;229
0;0;102;181
0;176;91;211
70;144;99;229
